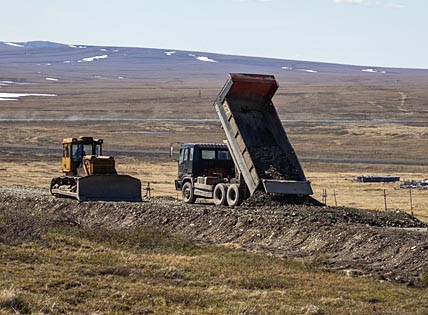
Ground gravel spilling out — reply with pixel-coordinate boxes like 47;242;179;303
242;190;322;207
249;146;300;180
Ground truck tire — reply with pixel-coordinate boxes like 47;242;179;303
226;184;243;207
213;183;227;206
182;182;196;204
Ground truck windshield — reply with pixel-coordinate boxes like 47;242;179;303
218;150;231;160
179;148;189;164
201;150;216;160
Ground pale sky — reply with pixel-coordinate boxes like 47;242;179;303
1;0;426;69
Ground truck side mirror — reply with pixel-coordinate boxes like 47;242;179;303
169;142;181;162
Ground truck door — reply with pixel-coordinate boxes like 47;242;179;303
178;147;193;179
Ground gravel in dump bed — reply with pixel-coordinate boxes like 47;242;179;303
248;146;300;180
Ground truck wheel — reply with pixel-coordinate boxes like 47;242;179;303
227;184;243;207
213;183;227;206
182;182;196;204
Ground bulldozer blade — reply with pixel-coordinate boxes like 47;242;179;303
76;175;142;202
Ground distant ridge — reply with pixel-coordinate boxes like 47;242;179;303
1;40;427;84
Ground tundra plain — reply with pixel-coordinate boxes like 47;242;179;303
1;42;428;314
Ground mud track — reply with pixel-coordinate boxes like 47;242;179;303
1;185;428;285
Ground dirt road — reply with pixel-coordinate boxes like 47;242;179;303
1;185;427;285
3;144;428;167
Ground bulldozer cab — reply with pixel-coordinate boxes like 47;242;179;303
62;137;103;176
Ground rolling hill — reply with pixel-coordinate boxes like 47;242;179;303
1;40;427;85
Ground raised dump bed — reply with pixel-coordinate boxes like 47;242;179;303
214;73;312;196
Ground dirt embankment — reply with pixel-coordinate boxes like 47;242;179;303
1;185;427;285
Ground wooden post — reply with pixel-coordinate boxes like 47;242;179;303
322;189;327;205
333;189;337;207
410;188;414;216
383;189;387;211
325;189;327;205
145;182;152;198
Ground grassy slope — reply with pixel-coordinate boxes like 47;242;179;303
1;224;428;315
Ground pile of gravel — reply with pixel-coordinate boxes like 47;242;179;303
242;190;322;207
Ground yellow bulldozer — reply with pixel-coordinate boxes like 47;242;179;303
50;136;142;201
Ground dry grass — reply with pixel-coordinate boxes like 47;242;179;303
0;154;177;198
288;123;428;162
0;289;30;314
1;223;428;315
308;169;428;220
117;157;177;198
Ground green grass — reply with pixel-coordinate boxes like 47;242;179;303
1;225;428;314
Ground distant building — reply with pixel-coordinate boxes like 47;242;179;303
356;175;400;183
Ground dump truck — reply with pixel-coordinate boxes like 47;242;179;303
175;73;312;206
50;136;142;201
174;143;236;204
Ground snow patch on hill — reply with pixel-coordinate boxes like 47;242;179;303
282;67;317;73
362;68;387;74
196;56;217;63
3;42;24;47
362;68;377;73
0;92;57;100
186;53;217;62
79;55;108;62
297;69;318;73
0;80;33;86
69;45;87;49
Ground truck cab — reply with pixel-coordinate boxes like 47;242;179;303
175;143;235;188
175;143;236;204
